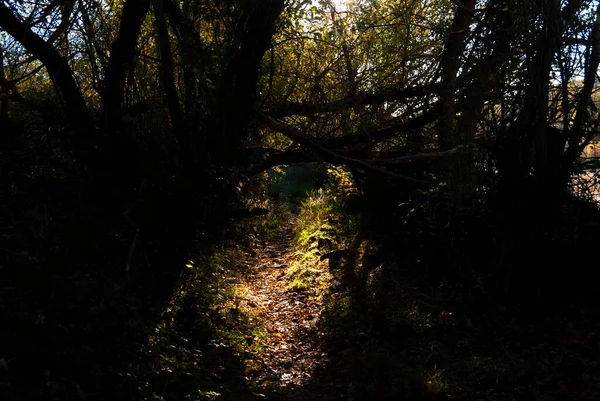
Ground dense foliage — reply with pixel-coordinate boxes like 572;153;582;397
2;0;600;399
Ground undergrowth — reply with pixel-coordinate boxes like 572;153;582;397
294;165;358;253
281;165;600;400
254;202;293;242
139;246;267;400
134;194;307;400
287;166;359;293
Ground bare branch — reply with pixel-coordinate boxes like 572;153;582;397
365;146;465;165
259;113;434;185
264;84;440;117
323;111;437;149
0;1;93;151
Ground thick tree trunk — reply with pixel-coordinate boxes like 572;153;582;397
207;0;285;167
153;0;191;167
437;0;476;149
102;0;151;176
81;4;107;93
0;2;93;158
459;4;514;143
163;0;203;112
436;0;477;207
565;4;600;171
0;47;8;124
530;0;561;183
457;4;516;206
526;0;586;201
495;0;584;209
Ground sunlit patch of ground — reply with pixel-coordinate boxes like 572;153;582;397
231;216;335;398
134;201;600;401
136;212;338;400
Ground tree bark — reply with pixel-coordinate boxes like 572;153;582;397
163;0;204;111
101;0;151;176
260;113;433;185
102;0;151;125
207;0;285;166
0;47;8;124
529;0;561;180
437;0;476;149
153;0;191;167
520;0;583;196
566;4;600;169
266;84;440;117
0;2;93;155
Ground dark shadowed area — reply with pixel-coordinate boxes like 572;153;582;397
2;0;600;400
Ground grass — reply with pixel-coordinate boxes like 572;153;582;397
281;181;535;399
294;189;335;249
139;246;268;400
285;261;324;291
255;202;293;241
287;277;309;291
144;171;600;400
293;187;358;255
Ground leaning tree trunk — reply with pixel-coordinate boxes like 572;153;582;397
437;0;476;149
0;47;8;124
564;4;600;178
101;0;151;179
163;0;204;115
437;0;477;207
153;0;191;169
206;0;285;167
0;2;94;161
521;0;585;203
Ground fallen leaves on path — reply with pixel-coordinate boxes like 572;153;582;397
231;216;332;397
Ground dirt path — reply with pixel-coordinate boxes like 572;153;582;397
232;216;329;399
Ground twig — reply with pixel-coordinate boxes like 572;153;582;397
260;113;434;186
364;146;465;165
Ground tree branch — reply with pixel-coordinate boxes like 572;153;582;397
259;113;434;185
264;84;440;117
0;1;93;155
102;0;151;133
365;146;465;165
244;110;439;177
323;111;437;149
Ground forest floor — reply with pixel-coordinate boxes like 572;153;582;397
4;202;600;401
228;215;333;399
141;210;600;401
